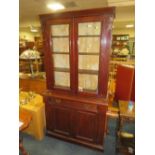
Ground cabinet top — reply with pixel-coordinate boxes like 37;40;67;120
40;7;115;22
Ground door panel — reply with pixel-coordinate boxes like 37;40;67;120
52;106;72;136
75;111;97;142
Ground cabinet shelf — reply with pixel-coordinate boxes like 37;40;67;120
78;35;100;37
54;67;70;72
78;52;99;55
53;52;70;54
78;69;98;75
51;36;69;38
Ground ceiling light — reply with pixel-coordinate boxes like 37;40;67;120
47;3;65;11
126;24;134;28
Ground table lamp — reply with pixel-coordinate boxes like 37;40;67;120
20;48;41;77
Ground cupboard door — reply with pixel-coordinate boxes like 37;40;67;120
50;24;71;90
75;111;97;142
76;21;102;93
52;106;72;136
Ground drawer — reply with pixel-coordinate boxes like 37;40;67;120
46;97;97;112
46;97;62;104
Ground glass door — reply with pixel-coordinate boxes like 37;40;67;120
77;22;101;93
51;24;70;89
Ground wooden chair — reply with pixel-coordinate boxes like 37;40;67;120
106;65;135;134
114;65;135;103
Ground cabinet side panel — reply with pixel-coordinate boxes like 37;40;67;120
96;105;108;144
98;16;114;96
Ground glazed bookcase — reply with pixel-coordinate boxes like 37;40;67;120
40;7;115;151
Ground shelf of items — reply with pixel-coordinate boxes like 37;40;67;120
19;36;45;73
109;35;135;90
19;58;43;73
112;34;130;58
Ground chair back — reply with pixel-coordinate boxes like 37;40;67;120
114;65;135;102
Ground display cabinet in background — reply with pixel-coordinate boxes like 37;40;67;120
108;34;135;88
40;7;115;151
19;36;45;73
112;34;129;57
111;34;135;58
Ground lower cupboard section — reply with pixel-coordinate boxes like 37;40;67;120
44;95;107;151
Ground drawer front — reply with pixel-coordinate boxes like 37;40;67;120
46;96;97;113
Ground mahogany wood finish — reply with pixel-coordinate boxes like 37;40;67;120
40;7;115;21
44;91;108;151
40;7;115;151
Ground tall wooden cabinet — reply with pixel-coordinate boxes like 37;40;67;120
40;7;115;151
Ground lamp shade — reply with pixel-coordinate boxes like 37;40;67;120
20;49;40;59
